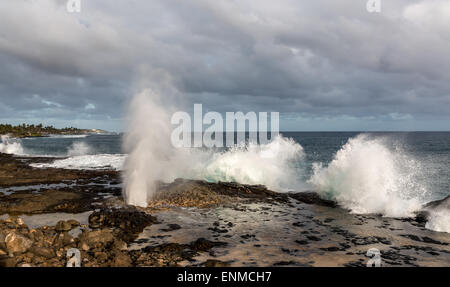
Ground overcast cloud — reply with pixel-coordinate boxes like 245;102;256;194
0;0;449;131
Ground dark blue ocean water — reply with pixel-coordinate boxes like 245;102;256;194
10;132;450;200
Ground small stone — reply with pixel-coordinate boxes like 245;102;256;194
31;246;56;259
62;233;74;246
67;219;80;227
55;221;72;232
94;251;108;263
0;257;17;267
111;252;132;267
0;231;5;243
5;216;18;223
204;259;230;267
112;239;127;251
80;242;90;251
80;229;114;246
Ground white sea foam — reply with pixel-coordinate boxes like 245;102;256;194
123;89;305;207
67;142;94;156
309;134;428;217
199;136;305;191
425;209;450;233
30;154;126;170
0;135;25;155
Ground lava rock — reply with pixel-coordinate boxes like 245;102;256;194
290;192;337;207
5;232;33;254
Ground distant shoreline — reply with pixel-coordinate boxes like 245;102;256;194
0;123;108;138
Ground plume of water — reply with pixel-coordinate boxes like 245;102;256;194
122;89;306;207
309;134;428;217
0;135;25;155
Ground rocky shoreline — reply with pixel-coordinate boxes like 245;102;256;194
0;152;449;267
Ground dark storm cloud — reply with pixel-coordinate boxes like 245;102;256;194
0;0;449;131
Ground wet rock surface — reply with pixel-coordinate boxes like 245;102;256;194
1;153;450;266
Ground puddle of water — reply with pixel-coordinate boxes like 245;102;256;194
0;181;122;195
0;182;76;195
0;211;92;230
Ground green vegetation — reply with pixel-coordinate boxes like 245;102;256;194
0;123;90;138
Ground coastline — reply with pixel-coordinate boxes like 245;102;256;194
0;152;449;267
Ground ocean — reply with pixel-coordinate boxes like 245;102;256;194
1;132;450;216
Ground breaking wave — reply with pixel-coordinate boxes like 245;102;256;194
123;90;305;207
199;136;305;191
67;142;94;156
30;154;126;170
425;209;450;233
309;134;429;217
0;135;24;155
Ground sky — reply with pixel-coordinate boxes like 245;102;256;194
0;0;449;132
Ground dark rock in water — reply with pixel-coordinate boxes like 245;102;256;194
424;195;450;210
208;227;229;233
67;219;80;227
160;224;181;232
295;240;309;245
306;235;322;241
292;222;305;227
400;234;449;246
203;259;230;267
190;238;227;252
88;208;158;242
414;211;429;224
273;261;302;266
416;195;450;224
320;246;340;252
289;192;337;207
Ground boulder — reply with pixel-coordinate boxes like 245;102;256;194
79;229;115;246
5;232;33;254
290;192;337;207
31;246;56;259
111;252;132;267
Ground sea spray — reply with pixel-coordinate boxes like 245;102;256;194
425;209;450;233
122;89;306;207
67;142;94;156
201;136;305;191
0;135;24;155
122;89;180;207
309;134;428;217
30;154;126;170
